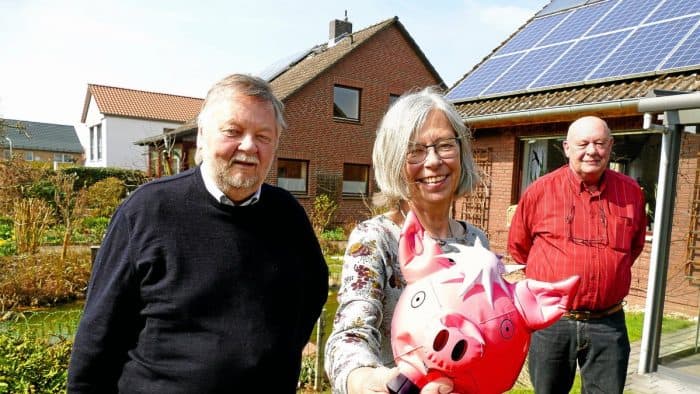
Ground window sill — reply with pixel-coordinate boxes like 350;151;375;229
342;193;367;200
333;117;361;125
289;192;310;199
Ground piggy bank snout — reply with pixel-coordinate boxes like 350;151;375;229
420;314;484;371
432;327;468;362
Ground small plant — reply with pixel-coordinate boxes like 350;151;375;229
0;331;72;394
320;227;345;241
79;216;110;245
52;173;88;263
310;194;338;236
12;198;53;254
0;218;15;257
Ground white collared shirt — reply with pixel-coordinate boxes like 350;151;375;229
200;164;261;206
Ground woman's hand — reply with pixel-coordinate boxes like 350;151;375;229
347;367;454;394
421;377;454;394
347;366;398;393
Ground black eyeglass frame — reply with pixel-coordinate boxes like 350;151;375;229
406;137;462;165
565;197;608;247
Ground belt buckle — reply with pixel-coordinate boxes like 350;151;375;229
567;310;590;321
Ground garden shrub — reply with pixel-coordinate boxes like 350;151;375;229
0;218;14;257
86;177;127;217
0;331;72;394
12;198;53;255
0;249;91;310
61;166;148;192
0;157;51;215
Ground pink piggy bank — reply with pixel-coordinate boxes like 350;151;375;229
388;212;580;394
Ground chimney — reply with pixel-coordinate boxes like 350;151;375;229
329;11;352;46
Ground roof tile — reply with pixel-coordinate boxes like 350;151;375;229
84;84;203;123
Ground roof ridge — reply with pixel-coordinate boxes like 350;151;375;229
3;118;73;127
88;83;203;100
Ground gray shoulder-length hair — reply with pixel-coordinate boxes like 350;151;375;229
372;87;479;206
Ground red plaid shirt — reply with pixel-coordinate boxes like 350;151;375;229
508;166;646;310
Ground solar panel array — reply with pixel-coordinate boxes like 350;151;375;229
447;0;700;102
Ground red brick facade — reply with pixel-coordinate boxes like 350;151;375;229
271;25;442;225
461;114;700;316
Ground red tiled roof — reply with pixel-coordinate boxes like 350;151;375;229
81;84;203;123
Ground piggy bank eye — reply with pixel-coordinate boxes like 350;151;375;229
411;291;426;308
500;318;515;339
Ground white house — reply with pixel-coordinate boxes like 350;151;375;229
79;84;203;170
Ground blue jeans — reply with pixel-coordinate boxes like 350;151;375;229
528;309;630;394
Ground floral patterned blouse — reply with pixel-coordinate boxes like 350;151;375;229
324;214;489;394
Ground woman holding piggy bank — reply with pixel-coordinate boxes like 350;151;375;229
325;87;488;394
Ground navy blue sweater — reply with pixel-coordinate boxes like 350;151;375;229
68;167;328;393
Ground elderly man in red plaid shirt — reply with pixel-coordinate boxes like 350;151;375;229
508;115;646;394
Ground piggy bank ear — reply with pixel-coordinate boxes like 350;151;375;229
398;211;448;283
513;276;580;330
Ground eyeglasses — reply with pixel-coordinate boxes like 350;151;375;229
566;198;608;247
406;137;461;164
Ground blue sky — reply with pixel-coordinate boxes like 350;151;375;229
0;0;546;125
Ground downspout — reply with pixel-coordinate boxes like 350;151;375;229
461;98;640;126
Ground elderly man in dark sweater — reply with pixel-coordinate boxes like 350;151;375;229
68;74;329;393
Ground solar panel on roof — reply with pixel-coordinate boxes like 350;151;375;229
587;0;659;35
648;0;700;23
590;17;698;80
484;43;570;95
539;1;613;46
445;54;523;100
257;47;312;81
536;0;588;17
661;23;700;70
495;12;569;55
532;31;628;89
447;0;700;103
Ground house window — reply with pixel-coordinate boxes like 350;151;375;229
3;150;10;160
277;159;308;193
389;94;400;108
520;138;566;193
89;127;94;160
343;163;369;195
90;124;102;161
96;124;102;160
53;153;74;163
333;85;360;120
24;151;34;161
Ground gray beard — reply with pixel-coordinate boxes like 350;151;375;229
213;161;259;193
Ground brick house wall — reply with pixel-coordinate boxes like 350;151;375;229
462;115;700;316
273;25;442;226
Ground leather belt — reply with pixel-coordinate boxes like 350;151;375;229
564;303;623;321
